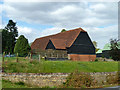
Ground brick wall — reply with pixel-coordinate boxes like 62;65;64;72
68;54;96;61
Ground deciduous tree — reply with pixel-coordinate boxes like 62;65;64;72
61;29;66;32
92;41;99;52
109;39;120;61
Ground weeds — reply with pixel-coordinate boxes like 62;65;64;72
63;70;94;88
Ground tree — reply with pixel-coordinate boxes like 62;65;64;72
93;41;97;48
14;35;31;57
61;29;66;32
2;29;10;53
92;41;99;52
2;20;18;54
109;39;120;61
0;29;2;53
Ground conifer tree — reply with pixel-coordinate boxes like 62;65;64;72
14;35;31;57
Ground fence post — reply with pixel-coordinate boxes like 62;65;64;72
51;53;53;57
30;53;32;60
9;52;10;57
30;53;33;63
57;53;58;58
63;54;64;58
2;52;5;62
16;53;18;62
39;54;40;62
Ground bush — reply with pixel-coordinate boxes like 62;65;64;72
63;70;94;88
102;56;104;58
106;72;119;84
15;81;25;85
95;58;98;62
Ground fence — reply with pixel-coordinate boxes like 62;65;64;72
32;49;68;60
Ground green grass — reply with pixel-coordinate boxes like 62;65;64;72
2;57;119;73
2;80;31;88
2;79;57;88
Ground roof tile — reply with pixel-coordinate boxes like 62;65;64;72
31;28;86;50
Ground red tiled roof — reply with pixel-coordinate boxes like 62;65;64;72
31;27;86;50
50;38;67;49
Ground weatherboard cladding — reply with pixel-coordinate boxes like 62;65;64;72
46;40;56;50
31;28;86;50
67;32;95;54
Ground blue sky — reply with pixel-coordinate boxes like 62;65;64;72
2;15;54;30
0;1;118;49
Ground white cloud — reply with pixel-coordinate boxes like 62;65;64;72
90;3;106;11
3;2;118;28
83;25;118;49
40;27;63;37
18;27;32;34
17;26;64;43
0;18;1;29
0;4;2;14
17;26;41;43
2;2;118;48
0;4;2;29
3;0;120;2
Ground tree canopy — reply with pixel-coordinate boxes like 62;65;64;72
2;20;18;54
92;41;99;52
61;29;66;32
0;29;2;54
92;41;97;48
14;35;31;57
109;39;120;61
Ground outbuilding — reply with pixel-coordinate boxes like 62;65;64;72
31;28;96;61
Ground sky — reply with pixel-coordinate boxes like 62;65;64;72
0;0;119;49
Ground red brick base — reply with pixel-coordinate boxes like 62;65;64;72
68;54;96;61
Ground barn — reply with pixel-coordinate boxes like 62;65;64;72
31;28;96;61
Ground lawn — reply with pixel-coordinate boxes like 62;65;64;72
2;57;119;73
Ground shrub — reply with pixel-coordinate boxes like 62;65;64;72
15;81;25;85
63;70;94;88
115;72;120;84
95;58;98;62
109;57;112;59
106;72;118;84
102;56;104;58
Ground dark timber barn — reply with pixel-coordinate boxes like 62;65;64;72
31;28;96;61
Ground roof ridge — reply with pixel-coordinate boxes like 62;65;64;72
36;27;86;40
31;27;87;50
50;38;66;40
59;27;86;33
